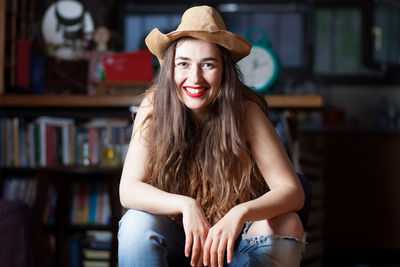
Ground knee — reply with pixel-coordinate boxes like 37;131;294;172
118;209;164;251
268;212;304;238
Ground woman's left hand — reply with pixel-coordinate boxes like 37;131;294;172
203;205;247;267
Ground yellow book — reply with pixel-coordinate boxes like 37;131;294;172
83;249;110;260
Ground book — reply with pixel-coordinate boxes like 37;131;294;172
35;116;74;167
2;178;37;206
83;249;110;260
69;234;83;267
88;183;98;224
83;260;109;267
86;230;112;250
13;117;20;166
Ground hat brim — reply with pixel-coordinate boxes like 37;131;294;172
145;28;251;64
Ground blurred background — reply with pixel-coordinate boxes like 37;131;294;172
1;0;400;267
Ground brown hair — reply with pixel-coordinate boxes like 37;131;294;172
143;38;269;225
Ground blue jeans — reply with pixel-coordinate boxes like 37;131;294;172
118;209;305;267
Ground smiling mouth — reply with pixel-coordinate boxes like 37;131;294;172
183;86;209;97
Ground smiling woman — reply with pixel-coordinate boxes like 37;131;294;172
118;5;306;267
173;38;223;122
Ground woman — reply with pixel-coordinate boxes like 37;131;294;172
118;5;306;267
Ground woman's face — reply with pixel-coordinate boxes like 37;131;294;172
174;38;223;122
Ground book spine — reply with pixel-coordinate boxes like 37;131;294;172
88;183;98;224
0;119;5;166
13;117;20;166
62;125;70;165
39;122;46;167
28;122;35;167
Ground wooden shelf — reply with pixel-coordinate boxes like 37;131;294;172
1;166;122;176
0;94;144;107
264;94;323;109
0;94;323;109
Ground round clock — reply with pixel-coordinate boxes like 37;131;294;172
237;28;280;94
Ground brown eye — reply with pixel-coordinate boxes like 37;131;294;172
202;63;214;69
177;62;188;67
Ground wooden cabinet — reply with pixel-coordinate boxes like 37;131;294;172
323;132;400;248
299;130;400;265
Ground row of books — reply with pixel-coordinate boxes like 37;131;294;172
70;230;112;267
83;230;112;267
0;116;132;167
1;177;37;206
1;177;112;226
2;177;56;224
70;182;112;225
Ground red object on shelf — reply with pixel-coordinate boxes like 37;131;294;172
103;49;154;83
16;40;31;88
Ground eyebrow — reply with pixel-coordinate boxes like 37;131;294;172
175;56;220;62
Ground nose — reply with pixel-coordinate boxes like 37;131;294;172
188;64;202;84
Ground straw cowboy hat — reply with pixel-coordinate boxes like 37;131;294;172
145;5;251;64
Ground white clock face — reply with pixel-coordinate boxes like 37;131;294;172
237;46;276;90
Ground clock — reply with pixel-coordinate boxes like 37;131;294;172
237;28;280;94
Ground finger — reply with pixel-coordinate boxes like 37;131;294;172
226;237;234;264
191;236;201;266
198;232;207;267
203;235;212;266
196;249;203;267
185;231;193;258
217;237;227;267
210;237;219;267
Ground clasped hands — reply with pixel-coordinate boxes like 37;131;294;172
182;199;246;267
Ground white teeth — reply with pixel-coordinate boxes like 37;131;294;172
186;88;204;94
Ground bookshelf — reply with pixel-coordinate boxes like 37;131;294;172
0;118;127;267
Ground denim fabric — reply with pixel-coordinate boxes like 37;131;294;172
118;209;305;267
229;222;305;267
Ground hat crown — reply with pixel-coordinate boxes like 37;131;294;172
176;6;226;32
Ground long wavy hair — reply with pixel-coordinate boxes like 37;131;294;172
143;37;269;225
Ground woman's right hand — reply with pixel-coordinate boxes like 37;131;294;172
181;197;210;267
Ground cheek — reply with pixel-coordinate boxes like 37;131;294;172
174;70;186;85
210;71;223;88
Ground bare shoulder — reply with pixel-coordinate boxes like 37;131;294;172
244;100;269;128
135;92;153;122
138;91;154;114
131;91;154;140
243;99;277;142
244;100;263;115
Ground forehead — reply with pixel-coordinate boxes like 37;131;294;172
175;38;221;58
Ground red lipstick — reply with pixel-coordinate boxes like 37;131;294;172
183;86;208;98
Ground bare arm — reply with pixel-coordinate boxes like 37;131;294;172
119;95;190;215
236;100;305;222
